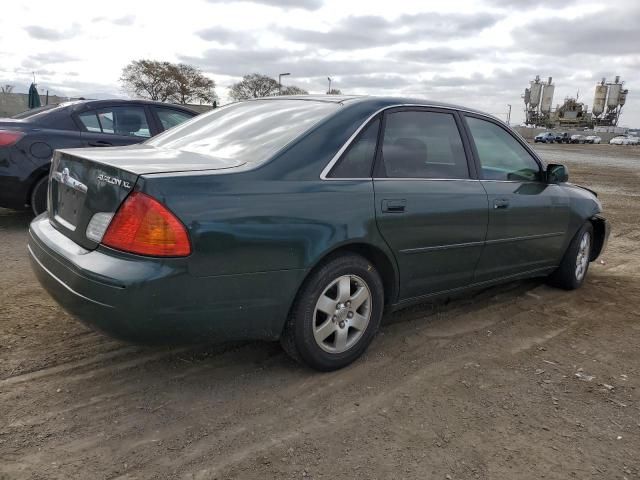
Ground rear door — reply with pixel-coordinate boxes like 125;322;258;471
373;108;488;301
462;114;570;282
76;105;154;147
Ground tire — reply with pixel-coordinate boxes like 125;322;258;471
281;253;384;371
30;176;49;216
548;222;593;290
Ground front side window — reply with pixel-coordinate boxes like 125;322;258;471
466;116;540;181
328;118;380;178
155;107;194;131
78;106;150;138
380;110;469;179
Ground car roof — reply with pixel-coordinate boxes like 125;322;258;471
248;95;499;121
69;99;198;112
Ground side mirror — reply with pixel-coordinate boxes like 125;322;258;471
546;163;569;183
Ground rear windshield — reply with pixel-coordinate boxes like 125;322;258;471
11;104;59;119
146;99;340;164
11;101;82;120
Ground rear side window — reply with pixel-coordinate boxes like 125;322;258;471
78;106;151;138
466;116;540;181
78;112;101;132
328;118;380;178
155;107;194;131
380;111;469;179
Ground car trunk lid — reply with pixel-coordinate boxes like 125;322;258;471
48;145;244;249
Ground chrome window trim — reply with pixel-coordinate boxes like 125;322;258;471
320;103;544;181
319;103;507;181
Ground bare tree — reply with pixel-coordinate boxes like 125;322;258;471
1;85;14;94
327;88;342;95
228;74;280;100
280;85;308;95
120;60;175;101
168;64;217;105
120;60;217;104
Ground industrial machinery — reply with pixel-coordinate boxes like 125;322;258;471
591;76;628;126
522;75;629;128
523;76;554;126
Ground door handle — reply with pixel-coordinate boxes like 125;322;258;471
493;199;510;209
88;140;112;147
382;199;406;213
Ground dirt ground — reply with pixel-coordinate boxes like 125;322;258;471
1;144;639;480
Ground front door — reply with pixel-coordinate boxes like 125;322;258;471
462;114;570;282
373;108;488;301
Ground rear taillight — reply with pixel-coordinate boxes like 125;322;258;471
0;130;25;147
101;192;191;257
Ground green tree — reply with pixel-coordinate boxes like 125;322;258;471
327;88;342;95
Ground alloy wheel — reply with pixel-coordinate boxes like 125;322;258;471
312;274;371;354
575;232;591;281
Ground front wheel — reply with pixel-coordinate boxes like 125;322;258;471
281;254;384;371
548;222;593;290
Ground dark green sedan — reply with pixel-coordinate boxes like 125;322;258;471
28;96;610;371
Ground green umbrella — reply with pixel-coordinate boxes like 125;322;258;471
28;83;41;109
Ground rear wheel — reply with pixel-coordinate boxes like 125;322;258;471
281;254;384;371
548;222;593;290
30;176;48;216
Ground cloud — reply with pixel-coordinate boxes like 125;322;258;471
196;27;255;46
24;52;78;65
279;12;502;50
91;15;136;25
486;0;577;8
514;6;640;55
180;47;423;78
112;15;136;26
394;48;477;64
332;74;413;90
206;0;322;10
24;24;81;41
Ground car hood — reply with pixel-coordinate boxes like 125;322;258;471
55;143;246;175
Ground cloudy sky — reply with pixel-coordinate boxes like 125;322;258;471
1;0;639;126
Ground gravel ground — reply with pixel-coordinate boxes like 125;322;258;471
1;144;639;480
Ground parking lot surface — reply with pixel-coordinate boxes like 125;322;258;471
1;144;639;479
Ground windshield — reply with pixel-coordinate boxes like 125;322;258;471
147;99;340;164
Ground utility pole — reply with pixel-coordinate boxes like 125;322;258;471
327;77;332;94
507;104;512;125
278;73;290;95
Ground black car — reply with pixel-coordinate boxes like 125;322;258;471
555;132;570;144
0;99;197;214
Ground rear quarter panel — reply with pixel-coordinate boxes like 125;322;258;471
141;175;381;277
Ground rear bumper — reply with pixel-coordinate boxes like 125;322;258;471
28;215;305;344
